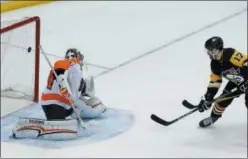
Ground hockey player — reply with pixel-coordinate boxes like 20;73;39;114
12;48;84;140
198;36;248;128
41;48;105;120
12;48;106;140
40;48;84;120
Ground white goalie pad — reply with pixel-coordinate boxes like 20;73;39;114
72;96;107;119
12;118;78;140
84;76;95;97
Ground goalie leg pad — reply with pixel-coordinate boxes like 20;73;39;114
12;118;78;140
81;76;95;97
73;96;107;119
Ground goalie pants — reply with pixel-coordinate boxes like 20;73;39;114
211;82;248;118
42;104;73;120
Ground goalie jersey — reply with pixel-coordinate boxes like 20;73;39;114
40;58;83;110
206;48;248;97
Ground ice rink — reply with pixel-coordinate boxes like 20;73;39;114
1;1;247;158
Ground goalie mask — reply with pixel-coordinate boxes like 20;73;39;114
65;48;84;66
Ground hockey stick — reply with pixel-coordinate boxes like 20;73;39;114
183;89;243;109
39;45;87;129
151;108;199;126
150;90;243;127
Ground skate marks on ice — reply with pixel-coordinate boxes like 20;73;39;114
1;103;134;149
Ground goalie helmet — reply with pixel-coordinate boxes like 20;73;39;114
204;36;224;60
65;48;84;66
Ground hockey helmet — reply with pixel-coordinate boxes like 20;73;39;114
65;48;84;66
204;36;224;60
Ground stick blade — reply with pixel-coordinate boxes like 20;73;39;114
182;100;198;109
150;114;172;126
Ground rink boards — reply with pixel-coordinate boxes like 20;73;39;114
1;103;134;149
1;1;54;13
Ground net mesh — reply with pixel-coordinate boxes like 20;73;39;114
1;18;38;101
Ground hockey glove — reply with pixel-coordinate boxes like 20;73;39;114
198;94;213;112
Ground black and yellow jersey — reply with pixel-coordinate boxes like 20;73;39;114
206;48;248;97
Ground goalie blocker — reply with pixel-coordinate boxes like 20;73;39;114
72;76;107;119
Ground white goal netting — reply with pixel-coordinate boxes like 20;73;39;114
1;17;40;102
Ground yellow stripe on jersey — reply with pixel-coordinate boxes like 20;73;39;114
230;50;247;67
210;73;222;82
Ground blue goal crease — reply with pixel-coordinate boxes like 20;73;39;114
1;104;134;149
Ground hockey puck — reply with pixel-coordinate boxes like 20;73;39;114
12;133;16;138
27;47;32;53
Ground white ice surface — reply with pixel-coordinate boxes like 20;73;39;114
1;1;247;158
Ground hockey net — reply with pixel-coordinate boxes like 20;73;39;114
1;16;40;102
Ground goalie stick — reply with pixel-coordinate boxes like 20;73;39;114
151;89;243;127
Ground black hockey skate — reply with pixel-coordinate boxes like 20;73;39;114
199;116;219;128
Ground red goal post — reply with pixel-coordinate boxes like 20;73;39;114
1;16;40;102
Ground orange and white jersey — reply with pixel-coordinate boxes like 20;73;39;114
40;58;83;110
